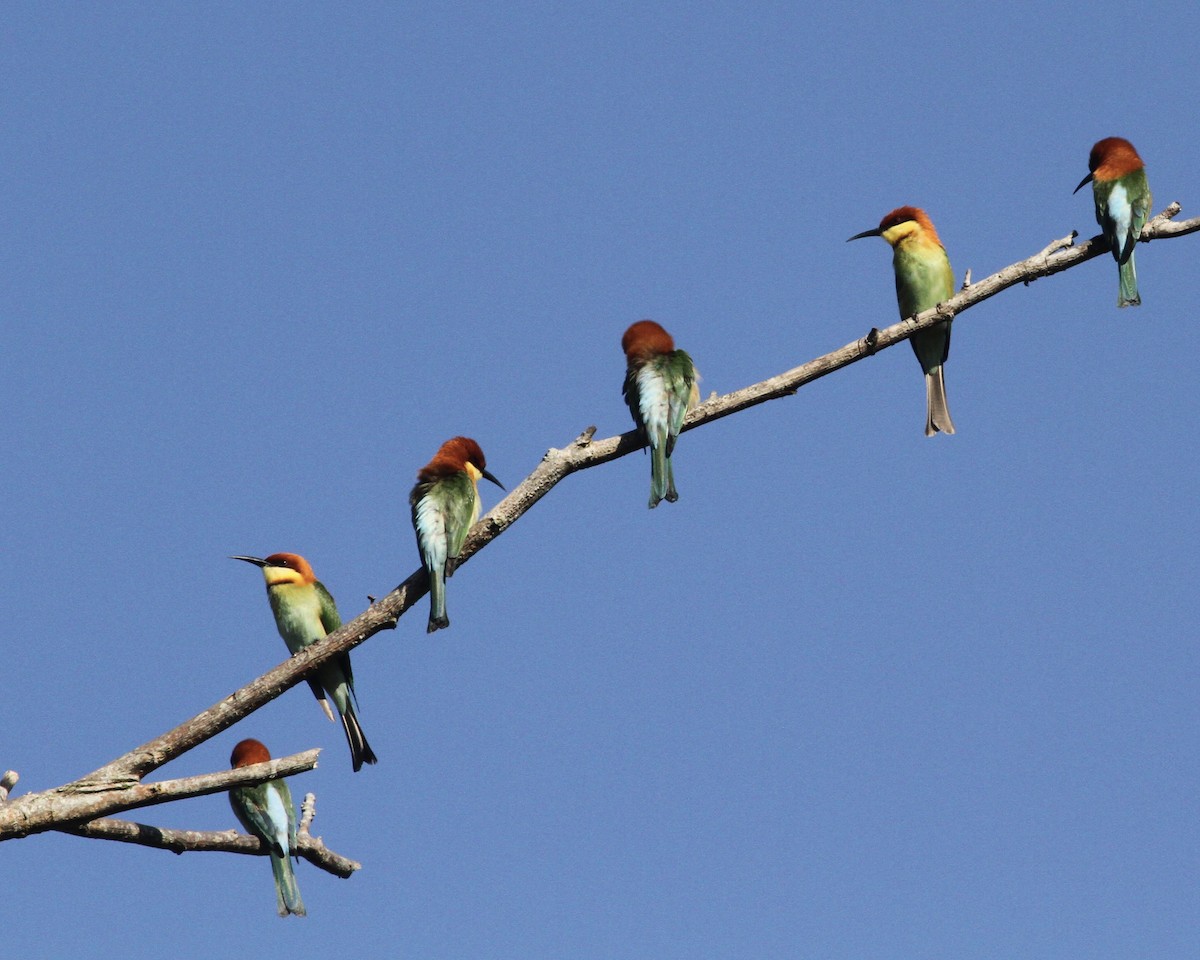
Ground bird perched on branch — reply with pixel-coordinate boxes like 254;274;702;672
410;436;504;633
848;206;957;437
621;320;700;508
1075;136;1152;307
231;553;377;772
228;738;305;917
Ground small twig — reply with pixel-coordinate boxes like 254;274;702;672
1142;201;1186;239
298;792;317;836
1038;231;1078;259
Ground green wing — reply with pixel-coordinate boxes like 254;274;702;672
316;581;342;634
315;579;359;702
442;472;479;560
230;784;287;858
664;350;698;456
1125;169;1152;263
276;779;298;852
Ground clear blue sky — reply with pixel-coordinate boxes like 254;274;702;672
4;4;1197;958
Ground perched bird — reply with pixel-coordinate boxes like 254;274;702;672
848;207;957;437
1075;136;1152;307
228;738;305;917
621;320;700;508
410;437;504;633
231;553;377;772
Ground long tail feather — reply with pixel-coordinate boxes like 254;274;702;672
664;454;679;503
427;566;449;633
1118;252;1141;307
649;440;669;508
269;851;306;917
341;708;378;772
924;366;956;437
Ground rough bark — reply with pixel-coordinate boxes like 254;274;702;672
64;790;360;877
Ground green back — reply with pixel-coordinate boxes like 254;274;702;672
1094;170;1152;263
411;471;479;560
230;779;297;857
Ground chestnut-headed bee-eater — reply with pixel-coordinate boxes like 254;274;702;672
621;320;700;508
231;553;377;772
409;436;504;633
228;738;305;917
1074;136;1152;308
848;206;957;437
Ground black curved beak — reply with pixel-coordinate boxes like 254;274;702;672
846;227;882;242
1073;172;1094;195
230;555;268;567
481;469;505;491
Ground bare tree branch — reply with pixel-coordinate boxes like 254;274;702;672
1;752;319;839
1;205;1195;847
63;800;359;876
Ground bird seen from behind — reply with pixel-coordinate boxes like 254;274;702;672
410;436;505;633
228;738;306;917
621;320;700;508
1075;136;1152;307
